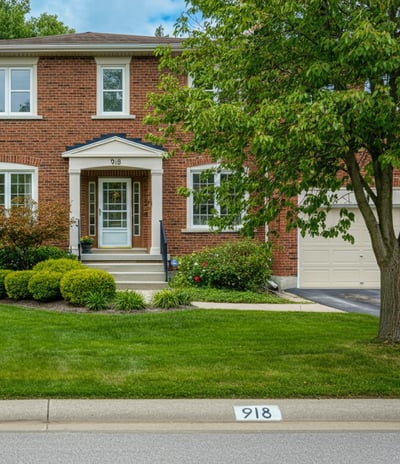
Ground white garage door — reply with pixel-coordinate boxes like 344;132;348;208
299;208;399;288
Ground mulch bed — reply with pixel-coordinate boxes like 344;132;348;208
0;298;190;314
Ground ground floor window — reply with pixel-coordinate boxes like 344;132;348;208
0;165;36;208
189;165;241;229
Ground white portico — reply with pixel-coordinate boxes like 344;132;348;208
62;135;165;256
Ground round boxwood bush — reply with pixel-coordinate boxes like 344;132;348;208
28;270;63;302
60;269;116;306
4;270;35;300
0;269;13;298
33;258;85;273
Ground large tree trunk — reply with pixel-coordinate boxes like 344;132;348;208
379;248;400;343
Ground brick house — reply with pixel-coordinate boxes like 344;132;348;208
0;32;391;289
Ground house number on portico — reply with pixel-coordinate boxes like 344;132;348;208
110;158;122;166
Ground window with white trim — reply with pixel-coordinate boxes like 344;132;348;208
188;74;219;100
189;166;241;229
95;57;131;117
0;58;38;117
0;165;37;208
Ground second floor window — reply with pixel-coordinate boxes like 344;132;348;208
95;57;131;117
0;58;38;118
0;68;32;114
102;67;123;112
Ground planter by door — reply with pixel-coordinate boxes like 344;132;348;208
81;243;92;253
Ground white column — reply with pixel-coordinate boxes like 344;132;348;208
69;169;81;255
150;169;163;255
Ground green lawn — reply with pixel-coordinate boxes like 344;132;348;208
0;304;399;399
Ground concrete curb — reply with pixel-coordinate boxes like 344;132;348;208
0;399;399;431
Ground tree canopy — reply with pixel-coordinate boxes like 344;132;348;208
146;0;400;342
0;0;74;39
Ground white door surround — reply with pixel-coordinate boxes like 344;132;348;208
62;135;165;255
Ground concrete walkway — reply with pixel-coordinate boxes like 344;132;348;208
0;399;399;432
191;301;342;312
139;290;342;313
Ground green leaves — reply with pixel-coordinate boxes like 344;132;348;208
0;0;74;39
146;0;400;246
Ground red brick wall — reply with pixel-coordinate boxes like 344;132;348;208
7;52;393;281
269;209;298;276
0;55;263;259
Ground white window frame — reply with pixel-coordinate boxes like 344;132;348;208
188;73;219;100
0;163;38;208
186;164;241;231
94;57;133;119
0;58;39;118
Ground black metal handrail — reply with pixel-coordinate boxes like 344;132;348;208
77;218;81;260
160;220;168;282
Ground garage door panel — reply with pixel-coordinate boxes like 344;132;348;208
331;249;361;264
299;208;389;288
331;269;362;283
362;268;381;285
301;269;331;283
303;250;331;264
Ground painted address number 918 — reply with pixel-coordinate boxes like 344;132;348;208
234;405;282;422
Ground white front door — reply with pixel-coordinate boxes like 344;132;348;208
99;178;131;247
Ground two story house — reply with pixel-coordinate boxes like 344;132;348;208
0;32;391;289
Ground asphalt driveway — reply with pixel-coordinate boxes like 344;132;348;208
286;289;380;317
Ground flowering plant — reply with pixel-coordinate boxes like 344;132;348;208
80;235;94;245
171;239;272;291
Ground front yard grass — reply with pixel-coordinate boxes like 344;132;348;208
0;304;399;399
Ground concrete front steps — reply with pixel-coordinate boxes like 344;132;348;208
81;249;168;290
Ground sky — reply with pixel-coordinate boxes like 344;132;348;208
29;0;187;37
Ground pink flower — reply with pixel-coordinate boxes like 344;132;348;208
194;275;201;283
202;262;207;268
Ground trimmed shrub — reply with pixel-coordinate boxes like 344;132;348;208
113;290;146;311
28;271;63;302
172;239;272;291
4;271;35;300
60;269;116;306
0;269;12;298
33;258;85;273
